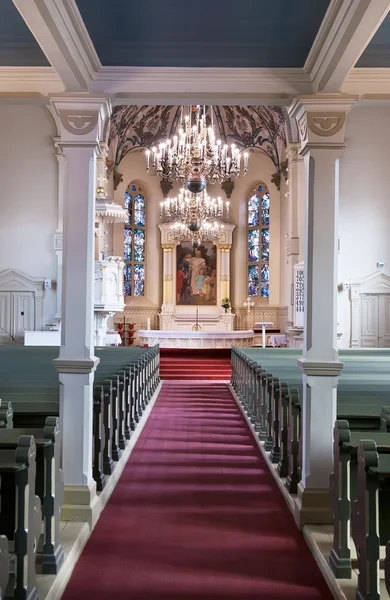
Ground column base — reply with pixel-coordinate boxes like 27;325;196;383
293;481;333;529
61;480;100;528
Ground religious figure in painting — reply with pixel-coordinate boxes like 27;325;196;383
202;272;211;300
176;265;185;304
196;266;206;297
190;249;206;296
176;243;217;306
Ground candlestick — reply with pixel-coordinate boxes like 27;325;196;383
147;317;151;330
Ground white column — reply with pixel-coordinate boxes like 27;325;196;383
54;145;66;320
50;95;111;525
285;144;303;325
289;94;356;527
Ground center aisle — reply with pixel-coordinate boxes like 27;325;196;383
62;381;333;600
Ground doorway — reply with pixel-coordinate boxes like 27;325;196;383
0;291;35;344
0;269;45;346
360;294;390;348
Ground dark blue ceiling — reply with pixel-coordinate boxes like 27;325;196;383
0;2;49;66
76;0;331;68
357;13;390;67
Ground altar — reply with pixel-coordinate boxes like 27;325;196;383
137;329;254;348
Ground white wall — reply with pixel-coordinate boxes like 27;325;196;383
0;104;57;326
338;105;390;347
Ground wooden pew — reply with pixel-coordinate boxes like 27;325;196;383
231;347;390;594
351;440;390;600
329;421;390;579
0;418;63;575
231;347;390;496
0;436;41;600
0;535;9;600
0;345;160;495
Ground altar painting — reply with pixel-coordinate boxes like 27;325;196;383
176;243;217;305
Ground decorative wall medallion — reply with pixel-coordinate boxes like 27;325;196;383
60;110;99;136
54;233;63;251
307;113;345;137
298;116;307;144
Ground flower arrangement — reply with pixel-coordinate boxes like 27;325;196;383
221;297;231;312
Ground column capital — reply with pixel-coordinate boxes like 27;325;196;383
285;143;302;163
49;94;111;147
288;94;358;150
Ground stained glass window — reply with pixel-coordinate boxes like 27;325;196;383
124;183;145;297
247;183;270;298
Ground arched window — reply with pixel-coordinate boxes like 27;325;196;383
123;183;146;297
247;183;270;298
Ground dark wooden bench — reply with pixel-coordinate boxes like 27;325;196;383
0;436;41;600
329;421;390;579
352;440;390;600
0;418;63;575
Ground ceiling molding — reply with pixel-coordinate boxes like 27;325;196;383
1;64;390;103
12;0;101;91
91;66;313;101
304;0;390;93
0;67;64;94
342;67;390;94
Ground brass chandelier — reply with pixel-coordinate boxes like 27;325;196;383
160;187;229;223
170;221;224;246
145;105;249;193
161;187;228;246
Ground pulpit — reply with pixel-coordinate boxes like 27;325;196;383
94;257;125;345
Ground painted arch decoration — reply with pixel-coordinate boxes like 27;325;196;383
108;105;288;186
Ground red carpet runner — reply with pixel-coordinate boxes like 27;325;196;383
159;349;232;380
62;382;332;600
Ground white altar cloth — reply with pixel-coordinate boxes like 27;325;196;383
269;335;287;347
103;332;122;346
137;329;254;349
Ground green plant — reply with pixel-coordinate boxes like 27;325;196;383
221;297;231;309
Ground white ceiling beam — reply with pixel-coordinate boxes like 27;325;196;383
12;0;101;91
305;0;390;93
91;66;314;102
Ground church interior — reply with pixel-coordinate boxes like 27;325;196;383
1;0;390;598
